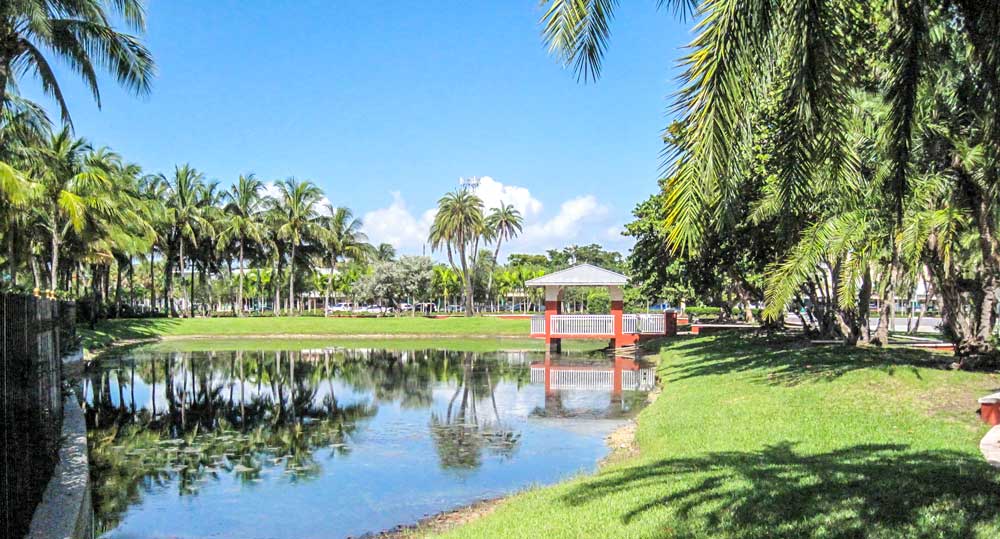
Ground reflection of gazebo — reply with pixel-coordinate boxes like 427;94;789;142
526;264;676;352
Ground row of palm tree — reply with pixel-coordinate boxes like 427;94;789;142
1;120;381;319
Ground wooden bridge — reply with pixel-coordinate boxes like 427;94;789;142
525;264;677;352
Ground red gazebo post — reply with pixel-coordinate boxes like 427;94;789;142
544;285;563;353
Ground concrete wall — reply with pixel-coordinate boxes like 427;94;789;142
27;393;93;539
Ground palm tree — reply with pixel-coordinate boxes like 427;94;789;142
0;0;155;123
317;205;372;312
272;178;322;315
162;165;211;317
375;242;396;262
138;174;168;312
485;202;523;307
0;98;50;287
429;189;485;316
218;174;265;317
35;128;114;291
432;265;460;311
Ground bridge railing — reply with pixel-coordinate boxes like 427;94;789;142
551;314;614;336
530;315;546;335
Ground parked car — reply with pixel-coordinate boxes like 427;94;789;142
325;302;353;315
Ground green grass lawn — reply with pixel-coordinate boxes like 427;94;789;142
136;336;606;354
436;334;1000;538
78;315;532;350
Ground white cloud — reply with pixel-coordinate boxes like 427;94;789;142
474;176;543;217
360;179;633;260
362;192;435;251
517;195;609;247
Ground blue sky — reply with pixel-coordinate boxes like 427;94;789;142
23;1;694;258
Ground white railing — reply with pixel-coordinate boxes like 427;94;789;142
623;314;637;334
637;313;666;334
551;314;614;335
530;315;546;334
621;313;666;334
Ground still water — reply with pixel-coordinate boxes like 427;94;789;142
80;346;654;538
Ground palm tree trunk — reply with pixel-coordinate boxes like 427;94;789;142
90;263;99;329
238;242;245;317
114;260;123;318
189;258;196;318
149;251;157;314
8;232;17;286
129;257;136;310
288;244;296;316
273;258;281;316
326;255;335;314
50;224;60;291
487;241;502;311
178;240;186;317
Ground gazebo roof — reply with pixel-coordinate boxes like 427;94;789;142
525;263;628;287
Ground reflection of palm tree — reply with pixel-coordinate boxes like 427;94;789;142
430;353;521;470
86;348;384;531
85;347;533;530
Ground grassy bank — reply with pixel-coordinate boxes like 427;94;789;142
78;316;532;351
436;335;1000;538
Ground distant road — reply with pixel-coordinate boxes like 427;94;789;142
783;314;944;333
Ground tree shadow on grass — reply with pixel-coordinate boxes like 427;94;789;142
663;334;957;386
562;442;1000;538
80;318;182;349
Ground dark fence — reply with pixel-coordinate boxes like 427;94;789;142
2;293;77;539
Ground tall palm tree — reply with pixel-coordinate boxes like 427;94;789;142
162;164;211;317
138;174;168;312
272;178;322;315
429;189;485;316
485;202;523;306
317;205;372;312
0;0;155;123
0;97;49;287
218;174;265;317
35;128;114;290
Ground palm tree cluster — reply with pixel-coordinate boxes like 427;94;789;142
2;130;376;321
544;0;1000;366
429;189;524;316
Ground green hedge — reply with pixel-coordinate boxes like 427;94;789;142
685;306;722;318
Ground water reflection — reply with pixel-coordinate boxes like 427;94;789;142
81;347;653;539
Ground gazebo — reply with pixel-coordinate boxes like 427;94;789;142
526;264;676;352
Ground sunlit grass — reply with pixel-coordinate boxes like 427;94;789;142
436;334;1000;538
79;316;534;351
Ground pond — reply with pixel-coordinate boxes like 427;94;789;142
80;346;655;538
